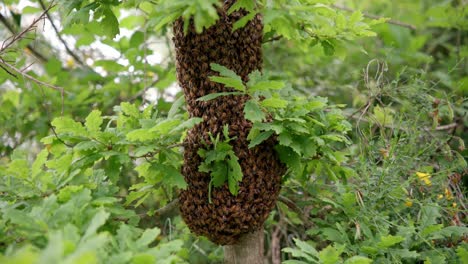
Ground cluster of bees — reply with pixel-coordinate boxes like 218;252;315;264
173;1;285;245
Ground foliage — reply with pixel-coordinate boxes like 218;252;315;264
198;125;243;199
206;63;353;181
0;0;466;263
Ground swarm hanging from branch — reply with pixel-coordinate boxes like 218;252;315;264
173;0;285;245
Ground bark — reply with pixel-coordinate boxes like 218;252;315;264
224;229;264;264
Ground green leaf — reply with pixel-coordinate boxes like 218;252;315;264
161;165;187;189
100;6;120;39
150;119;181;134
32;149;48;178
248;80;285;92
276;145;302;175
244;100;265;122
209;76;245;92
248;131;274;148
197;92;243;102
228;0;256;14
129;31;145;48
377;235;405;248
74;141;100;151
232;12;256;31
227;154;242;195
172;117;203;132
294;239;319;257
136;227;160;248
321;40;335;56
51;117;87;136
211;162;227;187
344;256;373;264
168;96;185;118
120;102;140;118
456;246;468;263
126;129;155;142
261;97;288;108
83;210;110;240
85;110;103;133
210;63;240;80
318;245;344;264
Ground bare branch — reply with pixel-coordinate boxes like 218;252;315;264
0;13;48;63
0;3;55;58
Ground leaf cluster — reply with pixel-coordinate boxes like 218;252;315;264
197;125;243;201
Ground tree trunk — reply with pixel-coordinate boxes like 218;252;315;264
224;229;264;264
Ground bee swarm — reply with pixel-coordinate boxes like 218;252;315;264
173;0;285;245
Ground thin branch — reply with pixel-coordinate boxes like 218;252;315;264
49;123;74;147
129;77;159;102
0;59;63;92
262;35;282;44
37;0;85;66
0;14;48;62
0;5;53;62
153;198;180;218
278;195;313;228
0;63;17;78
431;123;458;131
0;59;66;114
332;4;417;31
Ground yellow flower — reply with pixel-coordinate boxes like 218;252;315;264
66;58;75;68
437;194;444;199
405;199;413;207
452;203;457;208
444;188;453;200
416;172;432;186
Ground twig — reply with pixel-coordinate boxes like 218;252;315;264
49;123;74;147
0;63;17;78
0;59;63;92
278;195;313;228
153;198;180;218
129;77;159;102
0;13;48;63
0;59;66;114
332;4;417;31
37;0;85;66
431;123;458;131
0;4;54;58
263;35;282;43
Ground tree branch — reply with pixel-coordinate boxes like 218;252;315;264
0;8;50;62
0;59;66;114
153;198;180;218
37;0;85;66
278;195;313;228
